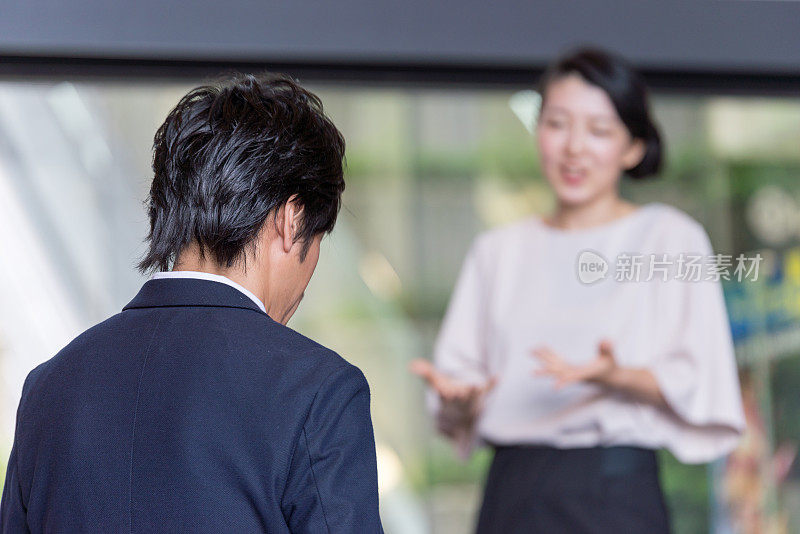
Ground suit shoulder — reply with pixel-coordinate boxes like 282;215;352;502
26;314;125;376
303;359;371;435
17;314;126;410
258;317;346;366
317;359;369;395
222;312;356;388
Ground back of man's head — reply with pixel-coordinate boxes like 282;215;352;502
138;73;346;273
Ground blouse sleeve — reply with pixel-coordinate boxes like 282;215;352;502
648;222;746;464
428;237;492;458
433;237;491;383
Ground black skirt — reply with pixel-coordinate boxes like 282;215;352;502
476;445;671;534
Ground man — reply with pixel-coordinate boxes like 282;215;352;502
1;74;383;533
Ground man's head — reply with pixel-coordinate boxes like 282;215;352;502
139;73;345;322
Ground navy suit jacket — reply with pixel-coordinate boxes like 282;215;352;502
1;278;383;533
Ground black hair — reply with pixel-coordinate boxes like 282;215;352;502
138;72;346;273
538;47;663;179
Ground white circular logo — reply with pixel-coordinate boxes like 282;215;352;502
576;250;609;284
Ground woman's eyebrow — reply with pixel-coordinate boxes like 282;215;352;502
542;105;569;114
543;105;617;122
588;116;618;124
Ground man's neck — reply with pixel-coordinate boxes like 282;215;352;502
173;245;270;315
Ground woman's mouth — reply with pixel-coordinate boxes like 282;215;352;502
560;164;586;186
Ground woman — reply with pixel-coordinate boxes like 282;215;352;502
412;47;745;533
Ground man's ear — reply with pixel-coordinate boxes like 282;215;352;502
623;138;646;171
278;195;303;254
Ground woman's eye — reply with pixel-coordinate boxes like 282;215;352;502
545;119;565;128
591;129;612;137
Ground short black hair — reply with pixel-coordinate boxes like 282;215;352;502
138;72;346;273
538;47;663;179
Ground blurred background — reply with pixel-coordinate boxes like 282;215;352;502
1;1;800;532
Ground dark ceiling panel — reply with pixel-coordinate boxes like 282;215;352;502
1;0;798;92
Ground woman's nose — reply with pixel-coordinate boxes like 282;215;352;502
565;128;585;156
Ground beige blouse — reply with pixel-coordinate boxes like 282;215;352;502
432;203;745;464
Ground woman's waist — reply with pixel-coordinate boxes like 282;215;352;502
486;442;660;478
476;395;663;450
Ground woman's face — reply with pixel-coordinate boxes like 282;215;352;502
536;74;644;207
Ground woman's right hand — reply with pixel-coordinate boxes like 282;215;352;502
409;359;496;428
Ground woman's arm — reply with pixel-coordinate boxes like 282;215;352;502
410;359;495;457
533;340;668;409
592;365;667;408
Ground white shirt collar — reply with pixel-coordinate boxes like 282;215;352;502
151;271;267;313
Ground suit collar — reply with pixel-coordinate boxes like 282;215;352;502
123;278;267;316
150;271;266;312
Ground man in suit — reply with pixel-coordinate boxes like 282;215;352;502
1;73;383;533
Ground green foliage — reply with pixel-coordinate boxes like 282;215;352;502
342;150;405;182
410;151;481;181
727;162;800;200
476;143;541;184
658;450;711;534
413;439;493;491
771;354;800;445
396;287;452;322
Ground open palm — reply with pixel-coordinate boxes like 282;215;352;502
532;340;617;389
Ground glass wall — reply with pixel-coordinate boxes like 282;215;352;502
0;79;798;533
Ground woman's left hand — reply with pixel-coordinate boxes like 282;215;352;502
532;340;618;389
